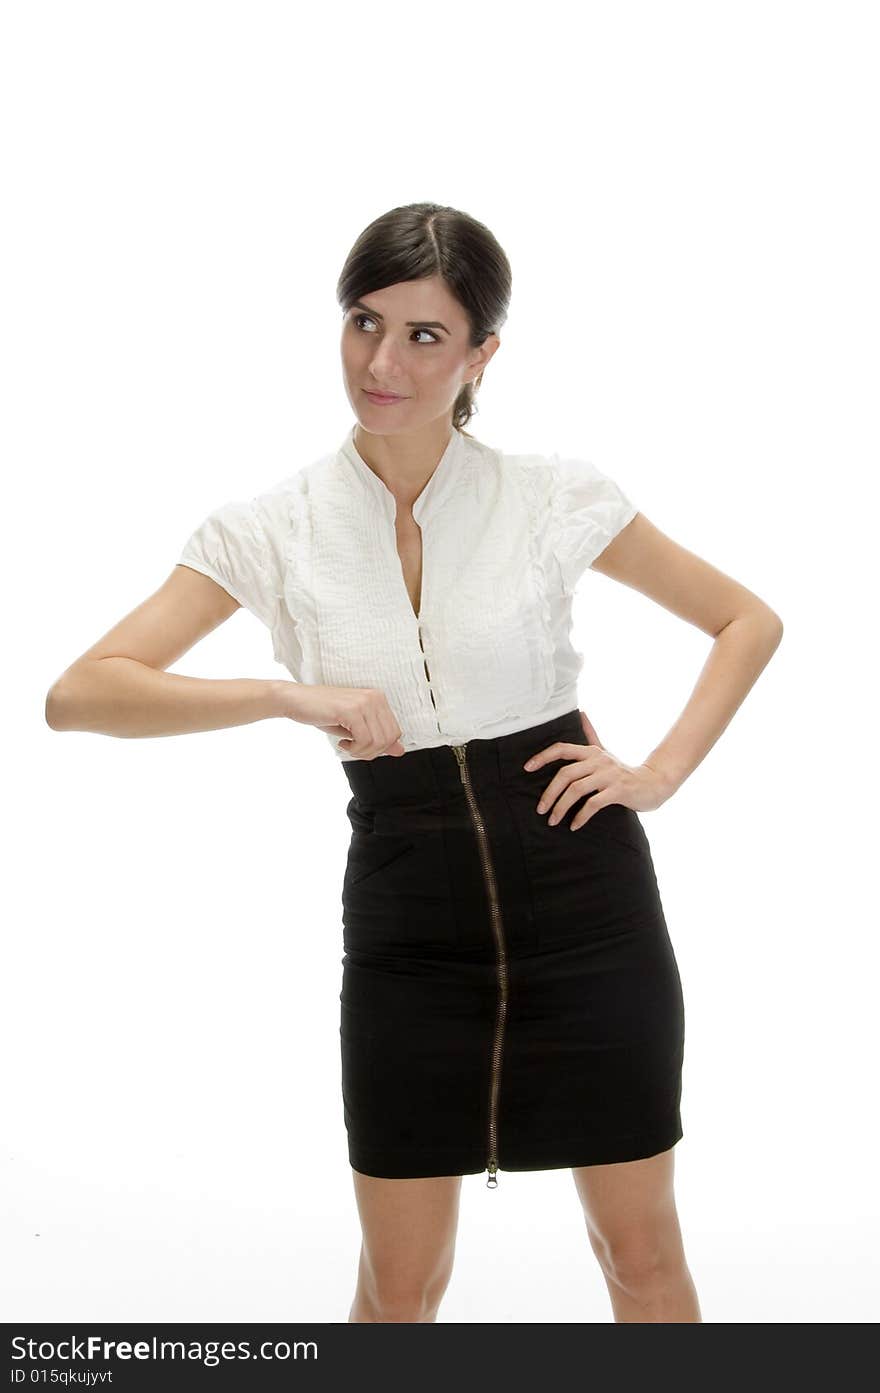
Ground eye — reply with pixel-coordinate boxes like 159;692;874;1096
352;313;439;345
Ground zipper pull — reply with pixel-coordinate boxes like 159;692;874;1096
486;1163;499;1189
451;743;468;784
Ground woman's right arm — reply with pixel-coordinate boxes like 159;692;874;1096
44;564;290;738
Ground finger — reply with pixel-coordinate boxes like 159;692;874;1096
523;741;564;770
535;781;559;814
570;791;616;831
361;707;387;757
381;722;405;756
545;786;583;824
524;740;587;770
379;713;406;755
547;778;606;825
579;709;603;748
322;725;367;754
536;765;582;811
339;707;379;756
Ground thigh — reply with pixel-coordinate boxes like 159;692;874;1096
571;1147;680;1256
351;1170;463;1290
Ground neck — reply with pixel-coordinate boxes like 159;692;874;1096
352;420;454;508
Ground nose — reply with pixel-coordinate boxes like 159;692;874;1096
368;345;405;384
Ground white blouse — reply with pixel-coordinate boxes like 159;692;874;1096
177;424;639;762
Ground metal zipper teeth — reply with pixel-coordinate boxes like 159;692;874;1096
451;742;508;1190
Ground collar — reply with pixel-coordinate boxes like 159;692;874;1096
338;422;465;524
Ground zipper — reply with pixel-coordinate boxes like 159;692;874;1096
451;741;508;1190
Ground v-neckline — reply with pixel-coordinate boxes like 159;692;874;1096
339;422;463;526
339;422;466;625
394;515;424;622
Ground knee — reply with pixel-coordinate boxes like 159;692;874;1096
594;1228;685;1300
357;1251;454;1323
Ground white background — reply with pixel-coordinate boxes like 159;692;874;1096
3;0;877;1323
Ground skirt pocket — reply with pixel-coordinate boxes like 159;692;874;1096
347;829;416;886
510;776;663;946
593;802;652;856
342;806;461;953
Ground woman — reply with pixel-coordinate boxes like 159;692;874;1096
46;202;783;1323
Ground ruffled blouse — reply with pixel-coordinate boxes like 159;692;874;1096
177;424;639;761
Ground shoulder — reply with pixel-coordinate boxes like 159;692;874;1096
486;442;638;554
489;443;559;511
466;434;557;487
497;444;612;487
249;450;335;538
500;444;635;512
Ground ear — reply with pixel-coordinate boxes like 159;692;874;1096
472;333;501;380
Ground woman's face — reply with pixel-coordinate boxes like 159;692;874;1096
340;274;499;432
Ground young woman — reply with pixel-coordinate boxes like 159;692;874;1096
46;202;783;1323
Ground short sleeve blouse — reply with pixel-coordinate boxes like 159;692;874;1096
176;425;638;759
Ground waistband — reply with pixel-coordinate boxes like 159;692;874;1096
341;708;585;810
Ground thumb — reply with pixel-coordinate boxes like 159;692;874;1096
579;708;604;750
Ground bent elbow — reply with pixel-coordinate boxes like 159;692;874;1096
763;611;784;657
752;604;783;643
45;682;71;731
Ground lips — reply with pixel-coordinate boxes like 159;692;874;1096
364;389;405;401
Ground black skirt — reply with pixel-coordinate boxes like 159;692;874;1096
339;708;685;1186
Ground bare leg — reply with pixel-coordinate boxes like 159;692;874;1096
348;1170;463;1322
572;1146;702;1322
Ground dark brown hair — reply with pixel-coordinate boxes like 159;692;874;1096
336;202;512;436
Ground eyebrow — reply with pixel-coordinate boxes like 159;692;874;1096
350;300;451;334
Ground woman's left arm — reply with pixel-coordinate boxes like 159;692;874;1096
592;513;784;801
